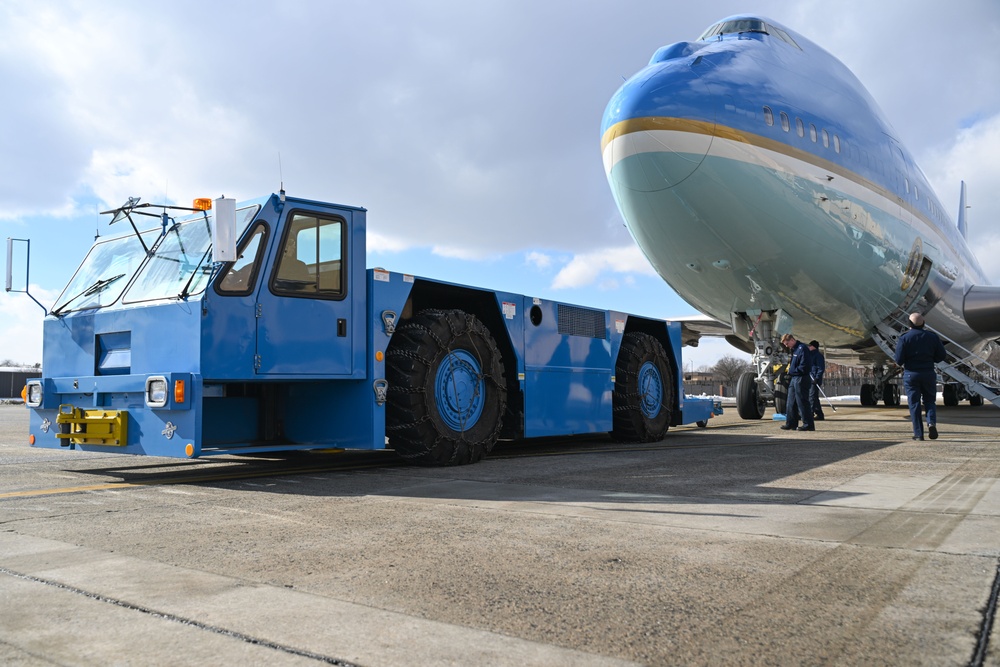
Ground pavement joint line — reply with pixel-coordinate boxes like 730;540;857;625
0;461;394;500
0;565;360;666
971;558;1000;667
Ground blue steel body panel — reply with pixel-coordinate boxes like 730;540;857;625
27;194;710;459
522;298;612;436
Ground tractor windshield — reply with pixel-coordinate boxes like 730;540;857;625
51;230;158;315
52;204;260;314
124;205;259;304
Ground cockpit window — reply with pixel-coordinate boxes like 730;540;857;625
698;19;800;49
698;19;767;40
768;25;801;49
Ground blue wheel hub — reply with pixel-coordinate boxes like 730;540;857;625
434;349;485;431
638;360;663;419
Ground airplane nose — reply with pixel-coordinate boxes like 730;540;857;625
602;67;716;191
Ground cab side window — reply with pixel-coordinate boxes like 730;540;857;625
217;223;267;295
272;212;344;298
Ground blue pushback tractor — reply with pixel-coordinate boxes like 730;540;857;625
17;193;717;465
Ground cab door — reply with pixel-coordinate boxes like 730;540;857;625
254;205;355;375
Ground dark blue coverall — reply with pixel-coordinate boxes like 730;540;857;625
784;341;813;430
894;325;946;439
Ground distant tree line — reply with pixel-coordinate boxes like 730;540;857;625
0;359;41;369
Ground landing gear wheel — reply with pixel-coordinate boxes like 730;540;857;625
613;332;674;442
860;383;876;407
386;309;506;466
883;384;900;407
943;383;959;407
971;394;984;407
736;370;765;420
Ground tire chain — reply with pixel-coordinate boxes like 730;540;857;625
385;309;506;464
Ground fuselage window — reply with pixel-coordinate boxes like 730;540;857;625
780;111;790;132
833;134;841;153
904;178;910;194
809;123;818;142
822;129;830;148
795;117;804;137
763;106;774;126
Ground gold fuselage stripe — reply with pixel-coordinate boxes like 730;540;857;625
601;116;960;265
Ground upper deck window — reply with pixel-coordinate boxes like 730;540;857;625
763;106;774;126
780;111;790;132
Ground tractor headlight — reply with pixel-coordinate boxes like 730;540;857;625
145;376;168;408
26;381;43;408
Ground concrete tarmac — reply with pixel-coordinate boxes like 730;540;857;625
2;401;1000;666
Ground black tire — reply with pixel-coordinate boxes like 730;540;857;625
385;309;506;466
736;370;765;420
860;383;875;406
884;384;900;407
943;383;959;407
970;394;984;407
773;368;788;414
613;332;674;442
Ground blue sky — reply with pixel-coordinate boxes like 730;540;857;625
3;0;999;370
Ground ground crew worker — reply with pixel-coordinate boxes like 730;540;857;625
779;333;814;431
808;340;825;421
894;312;946;440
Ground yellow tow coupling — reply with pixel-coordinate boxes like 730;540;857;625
55;405;129;447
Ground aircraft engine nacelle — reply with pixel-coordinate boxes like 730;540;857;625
963;285;1000;338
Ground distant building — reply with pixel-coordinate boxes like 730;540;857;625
0;368;42;399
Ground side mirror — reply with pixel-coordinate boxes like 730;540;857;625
6;237;47;313
212;197;237;263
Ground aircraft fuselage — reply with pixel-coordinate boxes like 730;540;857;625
602;16;991;358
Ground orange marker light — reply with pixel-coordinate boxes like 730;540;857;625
375;351;384;362
193;198;213;211
185;443;194;457
21;385;27;402
174;380;186;404
28;434;35;445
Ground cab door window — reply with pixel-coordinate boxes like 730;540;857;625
216;222;267;295
271;212;345;298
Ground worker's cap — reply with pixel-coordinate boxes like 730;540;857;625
808;340;819;348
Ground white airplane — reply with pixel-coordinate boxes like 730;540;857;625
602;15;1000;417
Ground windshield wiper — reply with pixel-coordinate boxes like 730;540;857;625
52;273;126;316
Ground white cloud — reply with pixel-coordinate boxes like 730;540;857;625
551;245;657;289
367;230;412;254
430;245;497;261
0;286;57;366
924;112;1000;283
524;251;554;270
